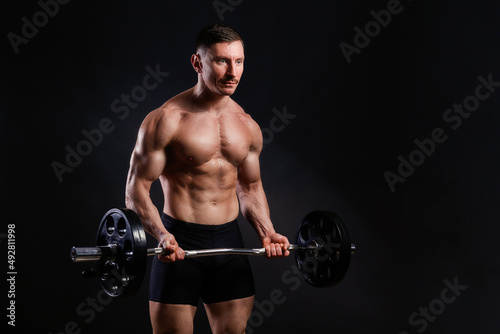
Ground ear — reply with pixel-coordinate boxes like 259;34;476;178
191;54;202;73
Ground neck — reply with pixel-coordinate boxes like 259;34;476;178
191;83;230;113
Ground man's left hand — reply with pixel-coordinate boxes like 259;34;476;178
262;233;290;258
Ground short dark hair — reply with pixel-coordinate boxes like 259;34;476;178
195;24;243;52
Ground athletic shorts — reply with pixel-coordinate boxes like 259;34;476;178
149;213;255;306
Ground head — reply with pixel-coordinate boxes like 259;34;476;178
191;24;245;97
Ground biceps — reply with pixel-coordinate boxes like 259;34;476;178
126;109;170;198
128;148;166;186
237;153;262;193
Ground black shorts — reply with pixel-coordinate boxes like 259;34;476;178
149;213;255;306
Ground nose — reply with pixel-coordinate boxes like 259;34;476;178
226;61;237;78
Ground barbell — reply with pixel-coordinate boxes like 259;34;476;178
71;208;355;298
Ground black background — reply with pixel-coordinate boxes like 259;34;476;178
3;0;500;333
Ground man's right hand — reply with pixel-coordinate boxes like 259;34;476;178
158;233;185;262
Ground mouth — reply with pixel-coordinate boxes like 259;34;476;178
221;80;238;87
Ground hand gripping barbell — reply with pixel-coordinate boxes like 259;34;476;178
71;208;356;298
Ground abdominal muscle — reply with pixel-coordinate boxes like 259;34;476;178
159;161;241;225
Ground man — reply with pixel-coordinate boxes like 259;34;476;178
125;24;289;334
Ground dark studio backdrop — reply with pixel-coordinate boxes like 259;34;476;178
3;0;500;333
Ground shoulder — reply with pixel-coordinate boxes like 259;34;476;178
230;100;260;130
141;106;180;138
138;94;189;149
230;100;263;150
144;88;196;130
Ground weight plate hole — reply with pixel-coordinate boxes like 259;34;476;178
318;218;324;230
105;216;115;236
117;218;127;237
332;227;338;240
321;266;332;280
300;224;310;241
123;239;133;260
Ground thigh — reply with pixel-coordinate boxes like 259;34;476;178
150;301;197;334
149;257;204;306
204;295;255;334
202;255;255;304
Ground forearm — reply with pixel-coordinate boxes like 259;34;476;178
238;183;290;258
125;182;168;242
238;182;276;240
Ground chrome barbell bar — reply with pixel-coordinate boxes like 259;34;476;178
71;242;356;263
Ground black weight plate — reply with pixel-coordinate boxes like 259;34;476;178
294;211;351;287
95;208;147;297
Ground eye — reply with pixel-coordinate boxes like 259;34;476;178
217;59;227;64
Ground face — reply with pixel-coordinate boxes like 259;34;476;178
195;41;245;96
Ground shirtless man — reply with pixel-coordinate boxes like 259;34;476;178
125;24;290;334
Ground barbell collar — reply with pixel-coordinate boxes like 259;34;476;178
70;244;117;262
71;246;102;262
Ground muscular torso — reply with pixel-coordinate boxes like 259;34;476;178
159;90;256;225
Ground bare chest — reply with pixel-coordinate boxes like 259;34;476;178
169;113;252;167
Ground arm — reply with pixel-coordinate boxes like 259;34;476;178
125;109;184;262
236;123;290;258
